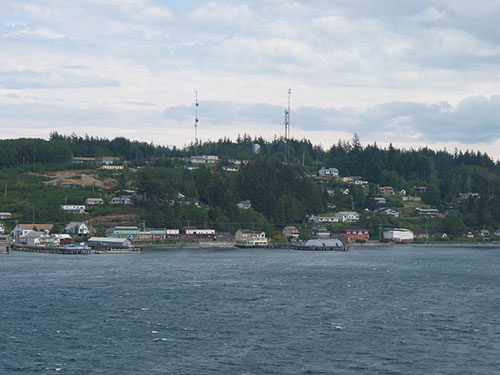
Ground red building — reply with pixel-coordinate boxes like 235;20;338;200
339;228;370;242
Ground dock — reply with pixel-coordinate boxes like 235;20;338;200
12;244;143;255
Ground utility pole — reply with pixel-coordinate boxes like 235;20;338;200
284;88;291;164
194;91;199;155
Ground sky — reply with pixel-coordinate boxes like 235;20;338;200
1;0;500;158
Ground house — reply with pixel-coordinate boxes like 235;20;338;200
237;200;252;209
325;188;335;197
416;208;440;218
308;215;339;223
10;224;54;238
311;225;330;238
222;166;239;172
110;197;133;205
85;198;104;206
0;222;5;235
64;222;89;236
283;226;300;239
109;226;141;239
100;165;124;170
184;227;216;237
334;211;360;223
327;203;337;210
318;167;339;177
383;228;414;242
60;205;86;214
184;165;199;171
374;197;386;204
495;229;500;237
339;228;370;242
459;192;480;200
54;234;73;245
375;207;400;217
98;156;121;165
476;229;490;239
235;229;268;246
88;237;131;249
190;155;220;164
378;186;394;195
414;231;429;240
21;231;59;247
0;212;12;219
73;156;97;163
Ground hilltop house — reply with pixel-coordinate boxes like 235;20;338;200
334;211;360;223
64;222;89;236
308;215;339;223
378;186;394;195
60;205;86;214
318;167;339;177
85;198;104;206
110;197;133;205
237;200;252;209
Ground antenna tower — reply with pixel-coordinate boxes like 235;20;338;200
284;88;291;164
194;91;199;145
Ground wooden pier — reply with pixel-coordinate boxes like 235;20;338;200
12;244;143;255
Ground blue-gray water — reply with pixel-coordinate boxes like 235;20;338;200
1;246;500;374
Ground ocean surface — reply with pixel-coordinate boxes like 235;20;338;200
1;246;500;375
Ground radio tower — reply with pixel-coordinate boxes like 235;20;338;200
284;88;291;164
194;91;199;146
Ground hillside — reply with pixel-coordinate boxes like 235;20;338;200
0;134;499;241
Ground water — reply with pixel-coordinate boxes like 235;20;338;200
1;246;500;374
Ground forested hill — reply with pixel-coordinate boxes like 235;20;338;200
1;133;499;237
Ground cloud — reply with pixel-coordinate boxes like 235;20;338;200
0;69;120;89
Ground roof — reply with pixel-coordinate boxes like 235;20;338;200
88;237;129;243
238;229;263;234
65;221;86;229
18;224;54;231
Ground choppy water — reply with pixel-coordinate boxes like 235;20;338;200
1;246;500;374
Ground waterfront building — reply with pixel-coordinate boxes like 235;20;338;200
88;237;131;249
235;229;268;246
10;224;54;238
283;226;300;239
339;228;370;242
383;228;414;242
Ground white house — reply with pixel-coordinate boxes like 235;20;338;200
21;231;59;247
318;167;339;177
383;228;414;242
190;155;220;164
64;222;89;236
85;198;104;206
0;212;12;219
237;200;252;209
334;211;360;223
222;166;239;172
0;222;5;235
308;215;339;223
110;197;133;205
184;228;216;236
61;205;86;214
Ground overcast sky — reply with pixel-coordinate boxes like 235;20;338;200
1;1;500;158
